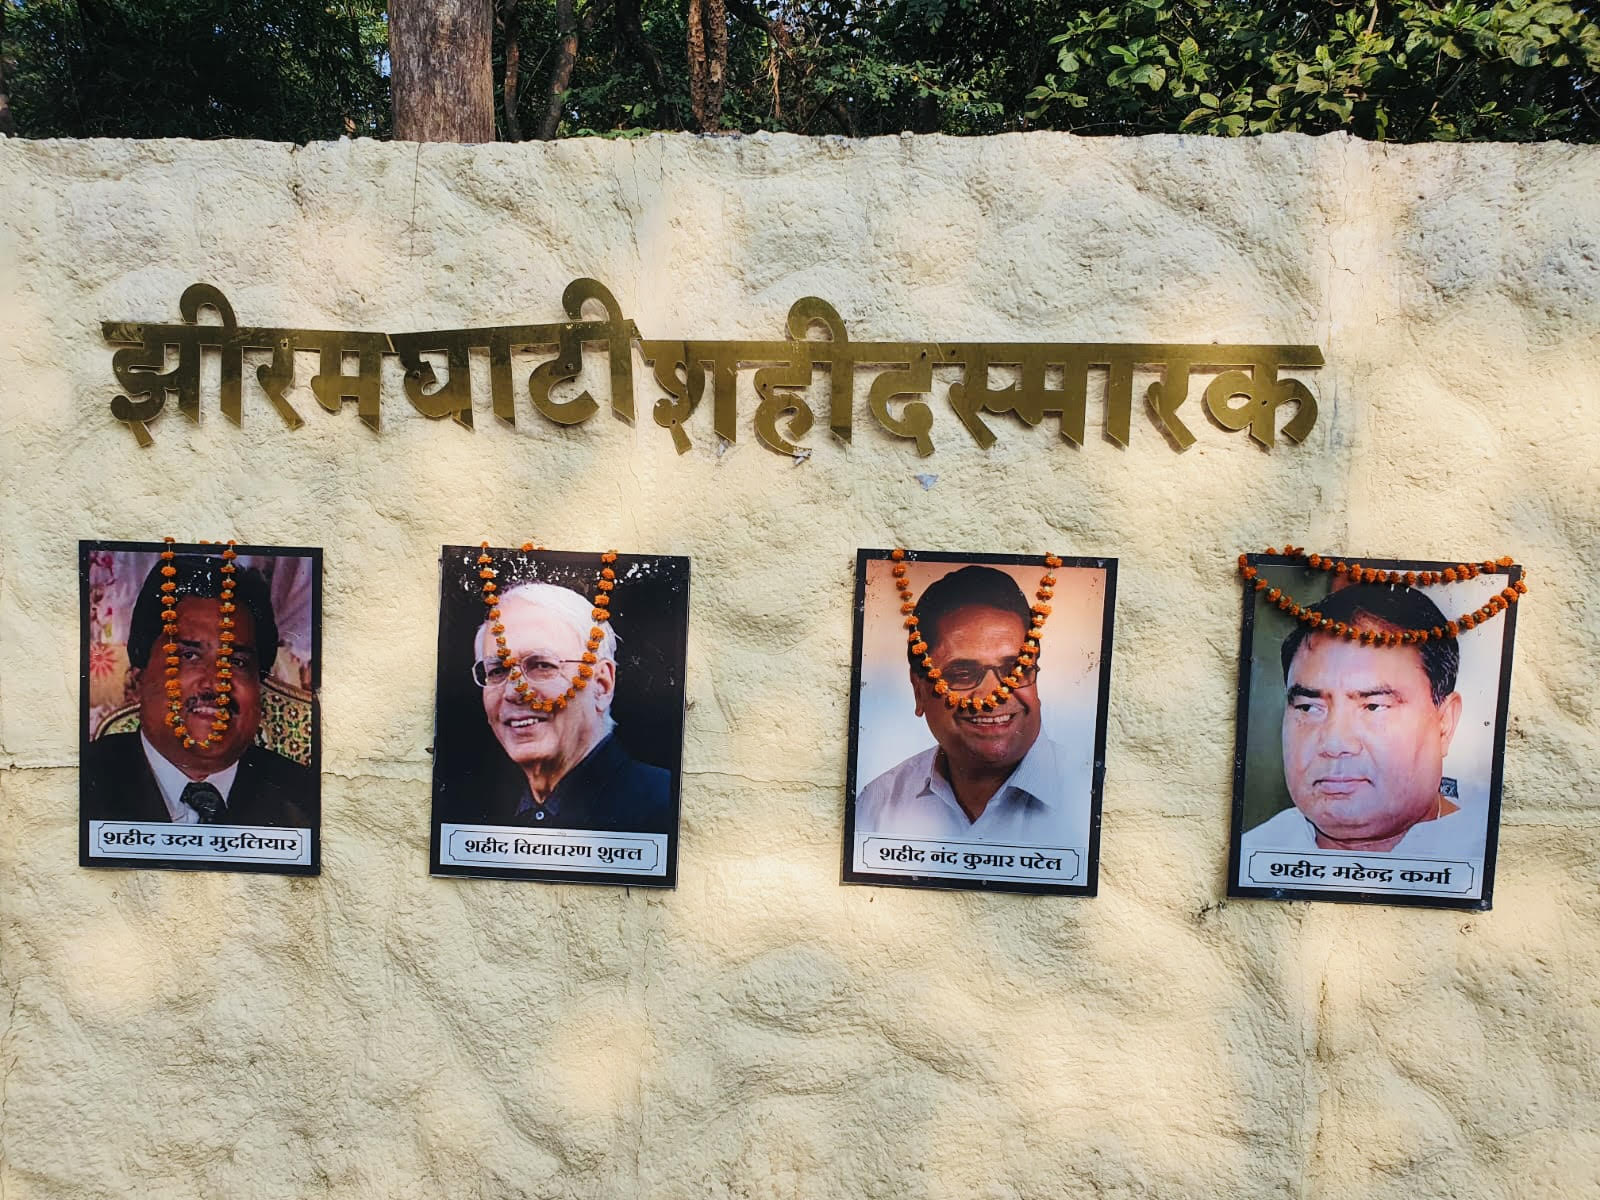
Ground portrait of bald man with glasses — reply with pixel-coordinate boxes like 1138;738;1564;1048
854;563;1094;847
469;581;671;833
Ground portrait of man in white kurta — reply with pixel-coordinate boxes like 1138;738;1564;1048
1229;557;1520;909
845;551;1114;894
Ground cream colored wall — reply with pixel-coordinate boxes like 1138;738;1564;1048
1;133;1597;1199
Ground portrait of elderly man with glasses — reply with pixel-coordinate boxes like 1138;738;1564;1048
855;564;1087;846
469;581;671;833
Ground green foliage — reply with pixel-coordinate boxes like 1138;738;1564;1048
1026;1;1600;140
505;0;1598;141
5;0;1596;141
6;0;390;140
493;0;1065;138
497;0;692;139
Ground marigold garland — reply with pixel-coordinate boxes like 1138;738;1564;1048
891;547;1061;712
160;536;238;751
479;541;617;713
1237;544;1528;645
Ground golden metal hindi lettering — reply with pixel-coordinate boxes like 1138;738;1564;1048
302;331;389;432
1200;349;1321;447
101;284;390;445
865;348;936;456
102;279;1324;456
388;327;480;429
104;283;240;447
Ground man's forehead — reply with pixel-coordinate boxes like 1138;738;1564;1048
491;596;586;644
1287;632;1431;687
927;602;1026;642
174;595;256;641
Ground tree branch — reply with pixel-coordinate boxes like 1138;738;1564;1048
499;0;523;139
615;0;675;125
724;0;856;135
534;0;608;138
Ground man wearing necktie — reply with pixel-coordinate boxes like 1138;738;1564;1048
81;555;315;829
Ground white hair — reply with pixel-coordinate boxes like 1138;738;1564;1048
475;581;619;663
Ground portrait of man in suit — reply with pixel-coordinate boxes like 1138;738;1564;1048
81;552;316;831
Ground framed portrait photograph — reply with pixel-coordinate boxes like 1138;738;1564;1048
79;540;322;874
842;549;1116;895
429;545;689;887
1227;553;1523;910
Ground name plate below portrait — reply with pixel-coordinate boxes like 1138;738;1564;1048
90;821;312;866
856;835;1083;886
440;823;669;878
1243;850;1475;896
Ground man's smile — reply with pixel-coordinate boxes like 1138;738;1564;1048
184;696;237;718
959;711;1017;728
505;712;552;729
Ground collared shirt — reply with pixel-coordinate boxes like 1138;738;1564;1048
507;732;672;833
854;735;1087;847
1240;796;1486;861
139;731;240;824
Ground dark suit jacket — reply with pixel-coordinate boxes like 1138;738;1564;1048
446;733;674;834
82;731;317;829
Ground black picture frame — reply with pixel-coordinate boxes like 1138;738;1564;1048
428;545;689;888
78;539;323;876
841;548;1116;896
1226;553;1521;911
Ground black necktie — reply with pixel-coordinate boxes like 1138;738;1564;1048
181;781;226;824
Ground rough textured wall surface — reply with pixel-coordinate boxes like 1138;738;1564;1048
1;133;1597;1199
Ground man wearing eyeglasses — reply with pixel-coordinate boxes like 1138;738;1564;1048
470;582;670;833
854;564;1082;845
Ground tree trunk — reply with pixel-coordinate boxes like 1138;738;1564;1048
535;0;580;140
503;37;524;140
499;0;523;140
389;0;496;142
686;0;728;133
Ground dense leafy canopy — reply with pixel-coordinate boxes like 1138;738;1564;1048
1028;1;1600;141
4;1;1597;142
5;0;390;139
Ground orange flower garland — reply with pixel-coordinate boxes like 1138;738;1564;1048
892;547;1061;711
1238;544;1528;645
160;536;238;750
479;541;617;713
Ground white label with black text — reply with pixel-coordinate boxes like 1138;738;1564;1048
1245;849;1476;895
857;835;1082;884
90;821;312;865
440;823;668;876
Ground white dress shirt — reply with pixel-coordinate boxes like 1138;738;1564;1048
855;735;1087;848
139;732;241;823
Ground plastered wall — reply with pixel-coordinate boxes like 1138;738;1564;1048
1;132;1597;1199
